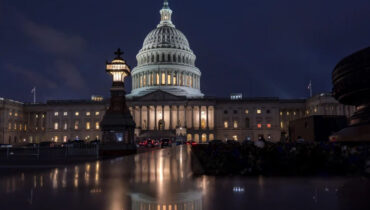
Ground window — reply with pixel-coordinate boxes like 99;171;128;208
245;118;250;128
8;123;11;130
74;121;79;130
63;136;68;143
95;111;100;116
287;112;290;116
280;112;283;116
54;122;59;130
9;111;12;116
167;74;171;85
14;112;18;117
63;112;68;116
224;110;228;114
54;136;59;142
233;135;238;141
266;109;270;114
24;124;27;131
75;112;79;116
95;122;100;130
35;114;39;118
161;73;165;85
233;121;238;128
86;112;91;116
63;123;68;130
86;122;91;130
224;121;229;128
19;124;22;131
42;114;45;118
54;112;59;116
280;121;284;129
257;123;262;128
233;110;237;114
245;109;249;114
267;123;272;128
257;109;262;114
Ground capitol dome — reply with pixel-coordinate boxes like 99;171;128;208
141;26;192;52
128;0;204;98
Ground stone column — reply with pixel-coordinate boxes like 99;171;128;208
139;106;142;129
154;105;157;130
158;71;162;85
177;105;180;127
147;105;150;130
176;72;180;86
191;106;194;129
199;106;201;130
170;105;172;129
206;106;209;129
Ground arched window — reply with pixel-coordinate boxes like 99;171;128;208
151;54;154;62
168;54;171;62
162;53;165;62
156;54;160;62
178;55;181;63
173;54;176;62
187;134;192;141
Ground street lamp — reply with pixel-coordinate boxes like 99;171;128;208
105;48;130;83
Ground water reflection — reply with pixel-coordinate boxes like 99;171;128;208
0;146;368;210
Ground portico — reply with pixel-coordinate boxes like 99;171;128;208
128;91;214;142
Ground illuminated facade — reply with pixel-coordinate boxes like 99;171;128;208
0;1;357;145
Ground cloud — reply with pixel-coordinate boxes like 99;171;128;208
20;17;86;57
54;59;88;91
5;63;58;89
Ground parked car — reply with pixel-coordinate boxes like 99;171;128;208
39;141;57;148
161;139;171;148
226;140;239;145
209;140;224;145
186;140;197;146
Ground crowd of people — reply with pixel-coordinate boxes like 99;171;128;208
191;140;370;176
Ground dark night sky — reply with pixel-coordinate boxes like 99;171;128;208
1;0;370;102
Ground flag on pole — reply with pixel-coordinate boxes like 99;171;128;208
307;80;312;97
31;87;36;94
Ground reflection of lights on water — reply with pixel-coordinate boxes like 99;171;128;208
52;168;59;189
90;188;102;194
74;166;79;188
233;186;245;193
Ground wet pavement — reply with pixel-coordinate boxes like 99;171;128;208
0;145;369;210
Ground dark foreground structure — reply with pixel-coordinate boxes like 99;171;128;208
100;49;136;156
191;142;370;176
331;47;370;141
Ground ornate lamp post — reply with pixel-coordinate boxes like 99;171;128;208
100;49;136;154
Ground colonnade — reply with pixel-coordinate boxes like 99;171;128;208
132;71;200;89
130;105;214;131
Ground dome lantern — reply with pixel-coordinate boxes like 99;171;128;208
158;0;175;28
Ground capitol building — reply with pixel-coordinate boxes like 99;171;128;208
0;1;355;145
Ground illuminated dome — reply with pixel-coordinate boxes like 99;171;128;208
128;0;203;98
141;26;192;53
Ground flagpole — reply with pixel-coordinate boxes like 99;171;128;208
310;80;312;98
34;88;36;104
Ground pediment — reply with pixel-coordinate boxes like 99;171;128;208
133;90;186;101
